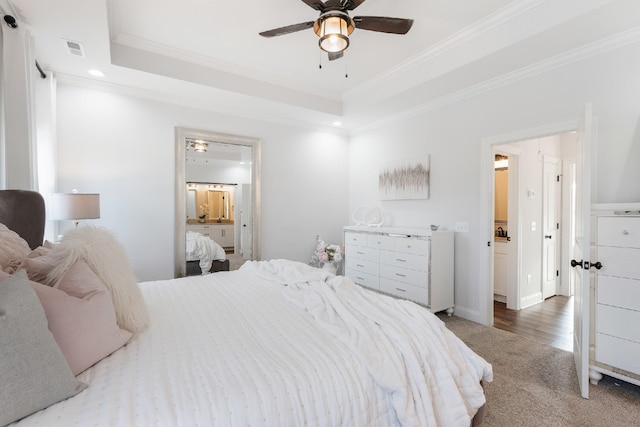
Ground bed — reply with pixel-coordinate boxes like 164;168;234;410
0;190;492;427
185;230;229;275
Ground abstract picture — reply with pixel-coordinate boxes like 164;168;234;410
379;155;430;200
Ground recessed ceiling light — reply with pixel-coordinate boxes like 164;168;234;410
88;69;105;77
333;121;342;127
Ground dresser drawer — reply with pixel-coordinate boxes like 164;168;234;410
367;234;394;250
596;304;640;344
379;263;428;288
345;257;378;276
344;232;367;246
380;250;428;272
597;246;640;281
379;279;427;305
595;333;640;375
392;237;429;255
598;217;640;248
345;268;379;291
345;245;379;262
597;275;640;311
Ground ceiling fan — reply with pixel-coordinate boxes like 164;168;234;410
259;0;414;61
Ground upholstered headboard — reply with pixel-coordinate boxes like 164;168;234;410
0;190;45;249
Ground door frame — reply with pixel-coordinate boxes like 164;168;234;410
480;120;578;325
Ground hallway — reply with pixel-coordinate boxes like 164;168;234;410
493;296;573;352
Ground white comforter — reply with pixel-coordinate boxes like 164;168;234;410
15;259;491;427
185;230;226;274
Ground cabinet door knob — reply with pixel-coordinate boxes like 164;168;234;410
623;229;630;235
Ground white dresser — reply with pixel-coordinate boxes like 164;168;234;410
589;205;640;387
343;226;454;314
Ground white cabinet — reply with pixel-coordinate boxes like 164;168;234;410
590;206;640;387
494;241;508;298
186;223;235;249
344;226;454;314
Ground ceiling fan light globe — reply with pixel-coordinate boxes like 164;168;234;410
319;34;349;53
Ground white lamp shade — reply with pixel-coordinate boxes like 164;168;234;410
50;193;101;220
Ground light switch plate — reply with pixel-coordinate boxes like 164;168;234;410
455;222;469;232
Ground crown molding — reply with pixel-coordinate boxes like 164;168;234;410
343;0;548;102
54;73;349;137
351;25;640;135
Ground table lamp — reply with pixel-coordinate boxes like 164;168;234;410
51;192;101;227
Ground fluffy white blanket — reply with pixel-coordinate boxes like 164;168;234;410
185;231;226;274
241;259;493;427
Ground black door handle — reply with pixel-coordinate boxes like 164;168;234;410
591;261;603;270
571;259;583;268
545;235;552;239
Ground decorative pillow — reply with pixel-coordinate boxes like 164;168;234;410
0;223;31;273
18;246;56;284
44;226;150;335
0;270;87;426
31;261;133;375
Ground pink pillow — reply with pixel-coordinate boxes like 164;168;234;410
18;246;56;284
29;261;132;375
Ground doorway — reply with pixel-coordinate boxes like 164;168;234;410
174;127;261;277
488;131;578;350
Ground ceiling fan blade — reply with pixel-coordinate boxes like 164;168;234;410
328;51;343;61
300;0;325;11
259;21;315;38
353;16;414;34
343;0;367;10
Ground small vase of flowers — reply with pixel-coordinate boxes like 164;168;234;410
310;235;344;274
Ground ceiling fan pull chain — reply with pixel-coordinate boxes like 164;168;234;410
345;58;348;78
319;51;323;69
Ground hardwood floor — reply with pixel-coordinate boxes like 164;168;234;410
493;296;573;352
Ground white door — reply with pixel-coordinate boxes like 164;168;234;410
542;156;561;299
572;103;593;399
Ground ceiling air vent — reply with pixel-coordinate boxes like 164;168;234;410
62;39;86;57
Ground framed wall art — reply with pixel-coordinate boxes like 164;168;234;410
379;155;430;200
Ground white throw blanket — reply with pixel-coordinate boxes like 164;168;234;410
241;259;493;427
185;231;226;274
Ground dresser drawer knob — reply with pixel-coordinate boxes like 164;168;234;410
395;273;407;278
396;258;407;263
395;288;407;292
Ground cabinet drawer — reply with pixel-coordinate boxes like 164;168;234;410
380;250;428;272
344;232;367;246
367;234;394;250
596;304;640;343
597;246;640;281
595;333;640;375
345;245;379;262
598;217;640;248
392;237;429;255
597;275;640;311
345;268;379;291
379;279;427;305
345;258;378;276
379;263;428;288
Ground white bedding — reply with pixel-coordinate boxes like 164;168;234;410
185;230;226;274
14;259;491;427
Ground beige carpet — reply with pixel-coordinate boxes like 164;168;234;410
440;315;640;426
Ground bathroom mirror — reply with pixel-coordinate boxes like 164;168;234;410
186;183;234;221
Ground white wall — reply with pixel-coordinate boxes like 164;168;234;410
55;84;349;281
349;41;640;323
